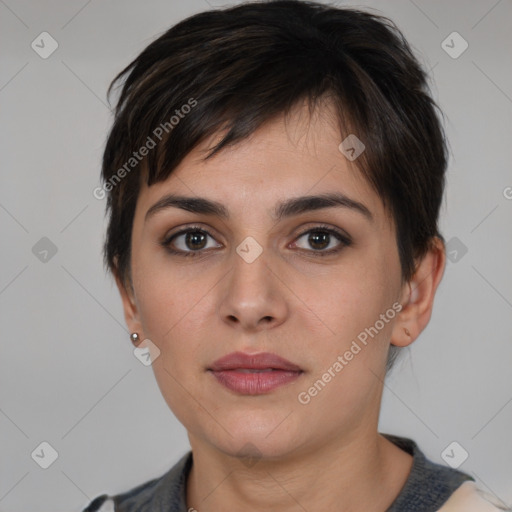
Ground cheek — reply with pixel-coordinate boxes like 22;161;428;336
294;272;397;426
131;247;208;340
131;252;217;398
131;264;210;424
292;255;398;343
289;252;400;416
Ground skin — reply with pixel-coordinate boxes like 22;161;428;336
116;100;446;511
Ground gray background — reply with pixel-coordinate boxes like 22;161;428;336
1;0;511;510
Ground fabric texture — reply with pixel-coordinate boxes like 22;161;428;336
82;434;502;512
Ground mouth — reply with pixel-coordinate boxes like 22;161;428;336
208;352;304;395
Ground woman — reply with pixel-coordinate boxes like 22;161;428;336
84;1;506;510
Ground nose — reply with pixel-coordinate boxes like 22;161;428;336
218;246;289;333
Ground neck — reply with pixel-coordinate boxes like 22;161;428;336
186;428;413;512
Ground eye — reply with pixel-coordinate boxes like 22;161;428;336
162;226;221;256
292;225;351;255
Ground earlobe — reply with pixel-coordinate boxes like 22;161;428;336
391;237;446;347
114;269;144;337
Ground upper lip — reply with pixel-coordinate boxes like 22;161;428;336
209;352;302;372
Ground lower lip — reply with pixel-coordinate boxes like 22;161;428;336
209;369;302;395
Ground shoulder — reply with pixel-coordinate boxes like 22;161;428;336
437;481;510;511
81;452;193;512
382;434;507;512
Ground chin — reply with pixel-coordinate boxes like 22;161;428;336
218;434;301;463
204;409;305;461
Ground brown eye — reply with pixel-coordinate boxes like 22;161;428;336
307;231;331;250
184;231;208;250
292;226;351;256
163;227;222;256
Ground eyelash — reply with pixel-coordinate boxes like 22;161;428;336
161;224;352;258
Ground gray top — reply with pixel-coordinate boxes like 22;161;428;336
83;434;473;512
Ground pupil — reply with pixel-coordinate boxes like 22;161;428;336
186;231;206;250
309;231;329;250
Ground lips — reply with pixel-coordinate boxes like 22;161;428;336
210;352;302;372
208;352;303;395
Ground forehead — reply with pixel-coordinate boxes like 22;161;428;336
135;102;390;227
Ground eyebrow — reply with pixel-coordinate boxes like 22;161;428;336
144;192;373;223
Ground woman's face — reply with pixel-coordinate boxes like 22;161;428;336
121;103;409;460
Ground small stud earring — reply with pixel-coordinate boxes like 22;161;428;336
404;327;411;337
130;332;140;344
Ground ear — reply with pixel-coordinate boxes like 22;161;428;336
113;266;144;338
391;237;446;347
